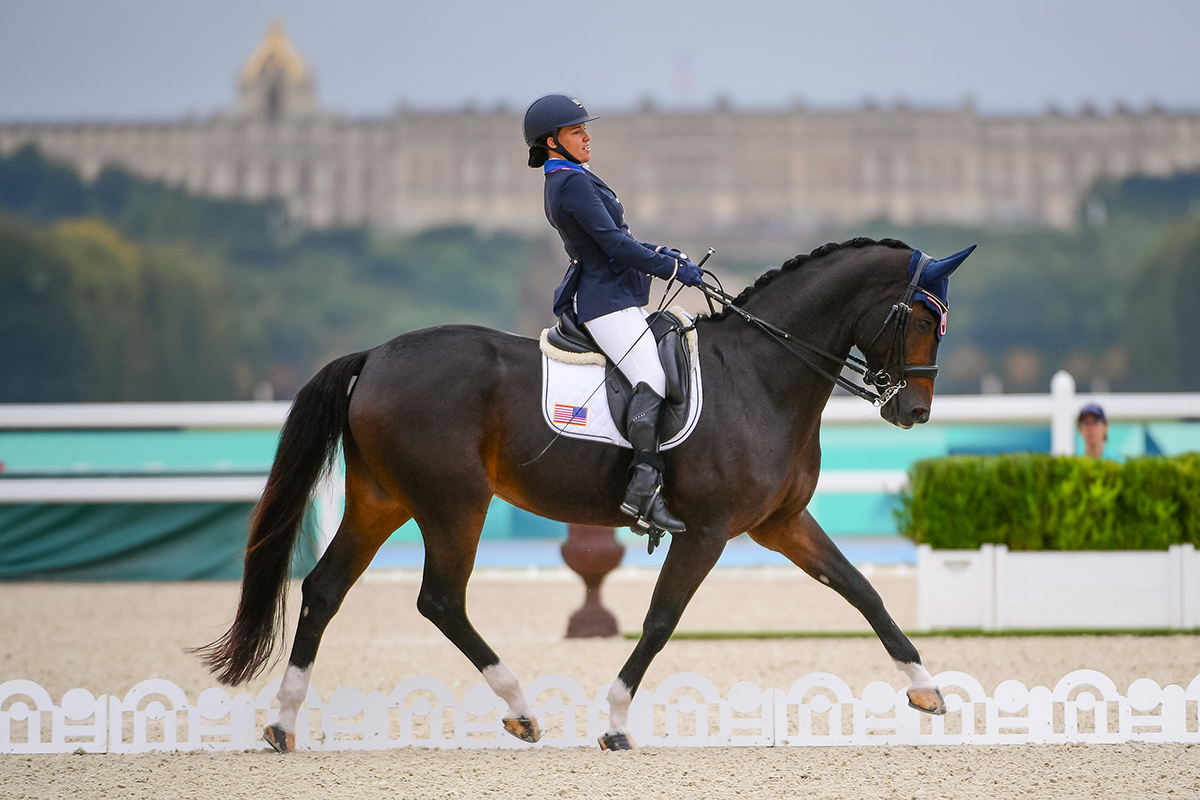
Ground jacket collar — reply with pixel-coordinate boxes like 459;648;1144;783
543;158;587;175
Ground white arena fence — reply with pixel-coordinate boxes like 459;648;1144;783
3;670;1199;753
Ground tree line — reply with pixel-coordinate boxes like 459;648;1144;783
1;144;1198;400
0;146;550;401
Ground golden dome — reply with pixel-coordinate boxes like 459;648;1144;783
240;20;309;82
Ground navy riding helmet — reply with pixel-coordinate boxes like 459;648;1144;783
523;93;598;166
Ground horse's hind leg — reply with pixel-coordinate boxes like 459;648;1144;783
265;464;409;753
414;499;541;743
748;509;946;715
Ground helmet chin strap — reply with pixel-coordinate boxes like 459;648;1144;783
548;133;582;165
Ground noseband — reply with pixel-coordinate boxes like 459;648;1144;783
697;252;940;407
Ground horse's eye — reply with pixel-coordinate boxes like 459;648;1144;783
916;319;932;333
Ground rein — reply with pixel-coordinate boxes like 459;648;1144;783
695;251;939;408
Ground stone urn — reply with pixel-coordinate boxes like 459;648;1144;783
560;524;625;638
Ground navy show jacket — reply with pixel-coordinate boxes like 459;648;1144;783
543;159;680;322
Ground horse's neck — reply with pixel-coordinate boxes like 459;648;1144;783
742;262;866;377
715;257;880;438
746;254;880;333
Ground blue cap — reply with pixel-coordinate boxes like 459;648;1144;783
1078;403;1107;422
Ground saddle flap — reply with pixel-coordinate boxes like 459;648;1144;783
604;372;689;444
645;310;690;406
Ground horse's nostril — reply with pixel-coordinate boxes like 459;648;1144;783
913;407;930;423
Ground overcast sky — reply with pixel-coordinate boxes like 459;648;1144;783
2;0;1198;120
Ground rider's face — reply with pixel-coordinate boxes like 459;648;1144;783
550;124;591;163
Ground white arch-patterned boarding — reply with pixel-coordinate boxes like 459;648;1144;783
2;671;1198;753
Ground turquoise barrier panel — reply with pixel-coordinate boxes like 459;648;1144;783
4;421;1194;577
386;497;568;543
817;426;948;470
0;430;279;475
944;425;1050;455
814;424;1052;535
0;502;320;582
1145;423;1200;455
808;492;904;535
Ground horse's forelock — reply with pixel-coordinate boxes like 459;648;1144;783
709;237;911;320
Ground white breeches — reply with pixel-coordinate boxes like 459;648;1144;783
583;306;667;398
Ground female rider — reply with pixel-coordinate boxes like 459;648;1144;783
523;93;703;535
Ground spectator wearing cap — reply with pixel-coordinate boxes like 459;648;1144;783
1077;403;1108;458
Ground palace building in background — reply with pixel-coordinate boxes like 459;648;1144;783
4;23;1200;248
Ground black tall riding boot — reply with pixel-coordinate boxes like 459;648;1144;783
619;382;686;534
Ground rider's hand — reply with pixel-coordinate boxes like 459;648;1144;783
675;258;704;287
655;245;690;262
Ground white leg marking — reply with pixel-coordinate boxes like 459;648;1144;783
276;664;313;733
896;660;937;691
482;662;532;718
605;681;633;732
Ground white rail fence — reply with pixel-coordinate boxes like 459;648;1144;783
1;373;1197;556
0;401;290;505
3;670;1199;753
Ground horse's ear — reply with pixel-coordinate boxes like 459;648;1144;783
921;245;976;285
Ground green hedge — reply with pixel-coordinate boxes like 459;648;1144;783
896;453;1200;550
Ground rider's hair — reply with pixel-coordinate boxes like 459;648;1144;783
527;130;558;168
528;143;550;168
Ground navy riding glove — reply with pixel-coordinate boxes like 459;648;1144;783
675;258;704;286
654;245;690;261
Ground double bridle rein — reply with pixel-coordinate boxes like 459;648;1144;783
695;250;940;408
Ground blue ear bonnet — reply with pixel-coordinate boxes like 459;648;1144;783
907;245;975;339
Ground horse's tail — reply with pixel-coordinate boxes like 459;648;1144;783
192;350;369;685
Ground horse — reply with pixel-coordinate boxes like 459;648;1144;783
193;236;971;753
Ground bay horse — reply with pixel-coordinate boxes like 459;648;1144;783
194;237;969;752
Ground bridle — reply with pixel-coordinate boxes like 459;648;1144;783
695;250;940;408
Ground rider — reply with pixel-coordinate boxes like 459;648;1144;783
524;93;703;536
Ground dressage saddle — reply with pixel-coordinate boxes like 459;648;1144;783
547;308;694;442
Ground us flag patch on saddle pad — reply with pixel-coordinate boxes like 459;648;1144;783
553;404;588;426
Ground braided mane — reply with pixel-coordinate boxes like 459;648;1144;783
708;237;911;321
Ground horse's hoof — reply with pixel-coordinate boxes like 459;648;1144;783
263;723;295;753
907;686;947;715
597;730;638;751
502;715;541;743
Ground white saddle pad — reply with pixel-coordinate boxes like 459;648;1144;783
538;309;703;450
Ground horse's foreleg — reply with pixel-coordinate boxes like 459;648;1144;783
748;509;945;715
600;528;727;751
415;504;540;744
265;467;407;753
